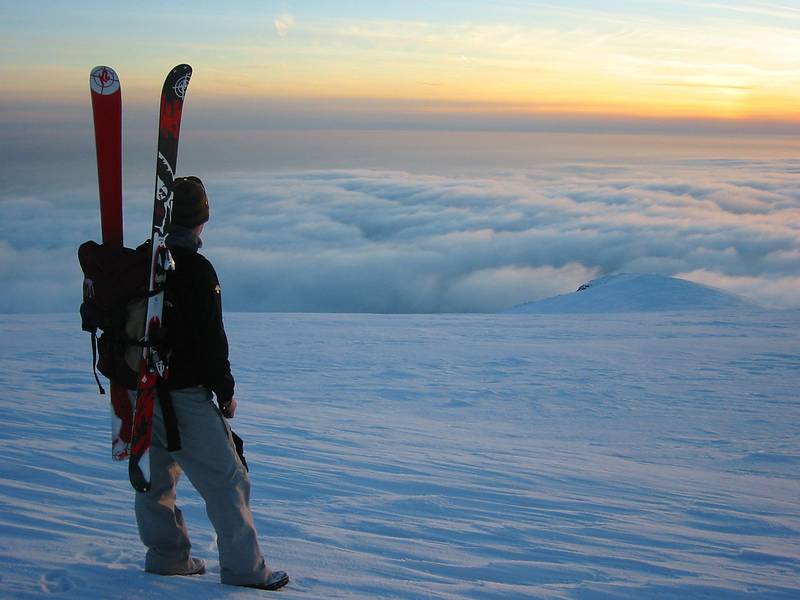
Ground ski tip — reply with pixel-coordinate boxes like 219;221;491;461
90;66;121;96
165;64;192;99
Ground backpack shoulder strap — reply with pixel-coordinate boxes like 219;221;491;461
90;332;106;395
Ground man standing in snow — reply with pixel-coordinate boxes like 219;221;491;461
134;176;289;591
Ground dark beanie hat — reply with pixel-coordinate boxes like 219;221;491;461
171;176;209;228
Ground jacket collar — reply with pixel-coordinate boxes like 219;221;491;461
166;225;203;251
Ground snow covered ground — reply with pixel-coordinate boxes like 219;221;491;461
1;310;799;599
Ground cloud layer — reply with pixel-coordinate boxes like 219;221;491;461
1;158;799;313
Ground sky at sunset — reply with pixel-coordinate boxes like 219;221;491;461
1;1;799;313
4;0;800;129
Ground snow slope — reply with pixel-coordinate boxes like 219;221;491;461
508;273;754;314
0;311;799;599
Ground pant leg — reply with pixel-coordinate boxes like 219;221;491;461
160;387;272;586
132;391;194;574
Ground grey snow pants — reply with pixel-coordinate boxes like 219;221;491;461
133;386;273;586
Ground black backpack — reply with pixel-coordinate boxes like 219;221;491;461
78;240;151;392
78;241;248;468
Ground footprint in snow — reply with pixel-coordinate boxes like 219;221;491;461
77;545;139;568
39;570;74;593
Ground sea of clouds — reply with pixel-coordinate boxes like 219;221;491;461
1;158;798;313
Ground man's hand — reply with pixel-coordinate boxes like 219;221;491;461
221;397;237;419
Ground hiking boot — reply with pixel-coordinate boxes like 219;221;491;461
181;558;207;576
243;570;289;591
146;557;206;577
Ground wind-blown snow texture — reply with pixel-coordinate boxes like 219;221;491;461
0;311;799;599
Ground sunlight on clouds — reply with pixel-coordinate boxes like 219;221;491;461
197;15;800;122
677;269;800;310
3;5;800;127
195;160;799;313
274;14;295;38
444;264;599;313
1;157;799;313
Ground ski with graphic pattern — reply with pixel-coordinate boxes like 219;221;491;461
129;64;192;492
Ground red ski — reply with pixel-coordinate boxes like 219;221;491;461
129;64;193;492
90;66;123;246
89;65;134;461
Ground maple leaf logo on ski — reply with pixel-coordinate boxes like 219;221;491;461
90;66;120;95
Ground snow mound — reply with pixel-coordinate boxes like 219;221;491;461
508;273;754;314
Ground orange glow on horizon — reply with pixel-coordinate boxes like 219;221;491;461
3;11;799;129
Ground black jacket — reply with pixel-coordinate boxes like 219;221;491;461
164;235;235;405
